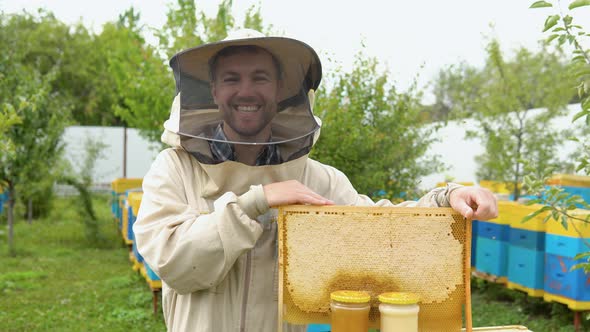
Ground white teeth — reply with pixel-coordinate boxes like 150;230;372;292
236;105;258;112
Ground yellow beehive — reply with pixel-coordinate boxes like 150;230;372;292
508;203;549;232
546;174;590;187
486;201;515;226
544;292;590;310
111;177;143;194
479;181;521;195
121;199;133;245
146;277;162;290
118;194;126;220
545;209;590;237
506;282;544;297
128;192;143;217
278;206;473;332
492;201;548;231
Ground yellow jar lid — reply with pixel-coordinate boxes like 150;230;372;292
378;292;420;304
330;290;371;303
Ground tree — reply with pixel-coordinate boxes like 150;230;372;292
97;8;174;144
0;3;274;255
429;63;483;122
59;136;109;245
0;11;72;254
311;53;444;199
432;40;574;200
1;10;116;127
62;23;126;126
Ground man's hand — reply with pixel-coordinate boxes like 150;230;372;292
449;187;498;220
263;180;334;207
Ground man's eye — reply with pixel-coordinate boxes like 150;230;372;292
254;76;269;82
223;77;238;83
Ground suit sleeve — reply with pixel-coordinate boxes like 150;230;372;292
133;150;267;294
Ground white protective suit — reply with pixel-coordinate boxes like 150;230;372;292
134;29;461;332
133;107;460;332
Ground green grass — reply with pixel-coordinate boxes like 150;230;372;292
471;277;586;331
0;195;588;331
0;195;166;332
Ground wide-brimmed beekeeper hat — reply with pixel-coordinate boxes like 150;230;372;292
167;28;323;164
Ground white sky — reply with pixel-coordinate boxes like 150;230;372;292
4;0;587;102
3;0;588;187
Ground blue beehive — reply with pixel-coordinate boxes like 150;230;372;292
506;227;545;296
0;191;6;214
474;219;509;278
111;178;142;228
545;174;590;208
477;220;509;241
128;191;144;270
307;324;331;332
126;205;134;244
475;237;508;277
545;253;590;301
507;246;545;291
110;190;118;218
130;228;143;272
133;241;144;263
141;261;162;290
117;194;125;230
546;234;590;257
120;189;142;245
145;262;161;282
544;185;590;208
562;186;590;205
509;228;545;251
471;220;479;267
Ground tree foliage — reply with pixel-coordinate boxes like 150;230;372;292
59;136;109;245
0;1;269;252
99;8;174;143
527;0;590;272
1;1;458;247
0;11;73;254
432;40;574;200
312;54;444;199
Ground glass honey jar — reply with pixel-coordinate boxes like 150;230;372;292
378;292;420;332
330;290;371;332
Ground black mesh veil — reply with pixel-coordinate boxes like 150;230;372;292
168;30;322;165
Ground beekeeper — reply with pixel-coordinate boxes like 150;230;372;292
133;29;497;332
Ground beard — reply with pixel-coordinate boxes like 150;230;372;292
220;98;277;141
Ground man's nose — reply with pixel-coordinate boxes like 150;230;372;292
235;79;256;97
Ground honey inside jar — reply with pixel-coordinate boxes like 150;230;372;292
378;292;420;332
330;290;371;332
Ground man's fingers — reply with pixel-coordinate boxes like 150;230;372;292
264;181;333;206
294;191;333;205
450;187;498;221
303;190;334;204
472;202;498;220
470;191;498;220
456;201;475;219
302;194;334;205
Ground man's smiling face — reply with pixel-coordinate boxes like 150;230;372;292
211;48;281;143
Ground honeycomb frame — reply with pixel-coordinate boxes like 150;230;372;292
277;205;472;332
